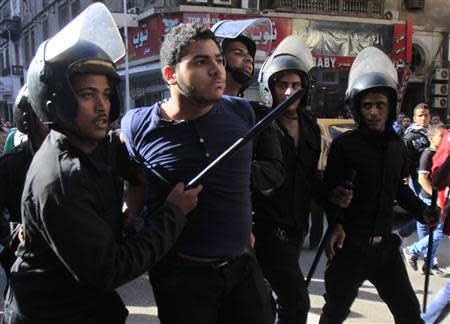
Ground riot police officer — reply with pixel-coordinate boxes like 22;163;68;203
320;47;439;324
0;85;49;284
212;19;284;193
3;4;201;323
252;35;321;324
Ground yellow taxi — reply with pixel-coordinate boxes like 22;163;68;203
317;118;356;171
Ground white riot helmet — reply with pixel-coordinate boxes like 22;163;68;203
27;3;125;127
259;35;314;108
212;18;272;90
345;47;400;125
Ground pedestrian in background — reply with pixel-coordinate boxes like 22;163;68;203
431;114;443;125
397;104;432;239
421;281;450;324
213;19;284;194
404;103;431;194
403;124;447;277
393;111;405;134
0;85;49;288
400;116;411;136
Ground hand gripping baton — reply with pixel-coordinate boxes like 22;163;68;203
305;169;357;287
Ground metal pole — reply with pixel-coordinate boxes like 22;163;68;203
123;0;130;113
423;187;438;313
305;169;357;287
7;28;12;122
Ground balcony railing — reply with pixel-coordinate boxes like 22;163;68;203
0;16;21;41
270;0;385;18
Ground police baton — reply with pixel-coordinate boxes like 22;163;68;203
184;88;306;190
423;187;438;313
305;169;357;287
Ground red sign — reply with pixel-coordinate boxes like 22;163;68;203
126;13;292;62
125;13;413;76
392;21;413;69
127;15;163;60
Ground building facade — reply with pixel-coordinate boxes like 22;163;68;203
0;0;448;120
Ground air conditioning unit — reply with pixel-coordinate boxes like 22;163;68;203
212;0;232;5
127;6;140;14
431;83;449;96
384;10;399;20
432;68;449;81
431;97;448;109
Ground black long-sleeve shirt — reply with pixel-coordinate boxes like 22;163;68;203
251;103;285;192
252;109;321;231
9;130;186;322
324;127;425;236
0;141;35;247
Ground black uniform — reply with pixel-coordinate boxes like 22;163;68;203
320;127;426;324
0;141;34;278
252;109;321;324
251;102;284;192
4;130;187;324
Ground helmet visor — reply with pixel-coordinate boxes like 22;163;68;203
259;35;314;82
212;18;273;59
45;2;125;63
347;47;398;95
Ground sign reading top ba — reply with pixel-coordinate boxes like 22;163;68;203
12;65;23;76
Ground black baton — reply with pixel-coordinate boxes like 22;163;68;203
423;187;438;313
185;88;306;190
305;169;357;287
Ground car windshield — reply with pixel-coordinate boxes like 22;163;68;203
329;124;355;139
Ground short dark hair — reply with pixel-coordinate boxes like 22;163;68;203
413;103;429;116
160;23;218;70
357;87;395;109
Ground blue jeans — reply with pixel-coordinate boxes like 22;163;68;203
422;281;450;324
397;219;417;238
408;223;443;265
407;195;444;265
395;178;421;238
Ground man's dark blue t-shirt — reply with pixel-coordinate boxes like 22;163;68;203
121;96;255;257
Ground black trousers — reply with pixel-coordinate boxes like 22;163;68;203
254;222;310;324
320;233;423;324
149;250;274;324
3;290;128;324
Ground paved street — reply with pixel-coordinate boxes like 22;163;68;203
118;233;450;324
0;233;447;323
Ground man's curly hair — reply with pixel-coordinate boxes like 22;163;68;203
160;23;219;71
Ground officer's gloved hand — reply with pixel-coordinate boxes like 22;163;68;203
421;206;441;228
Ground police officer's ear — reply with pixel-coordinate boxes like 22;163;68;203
162;65;177;86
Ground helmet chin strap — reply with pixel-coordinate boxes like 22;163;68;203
226;65;253;86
